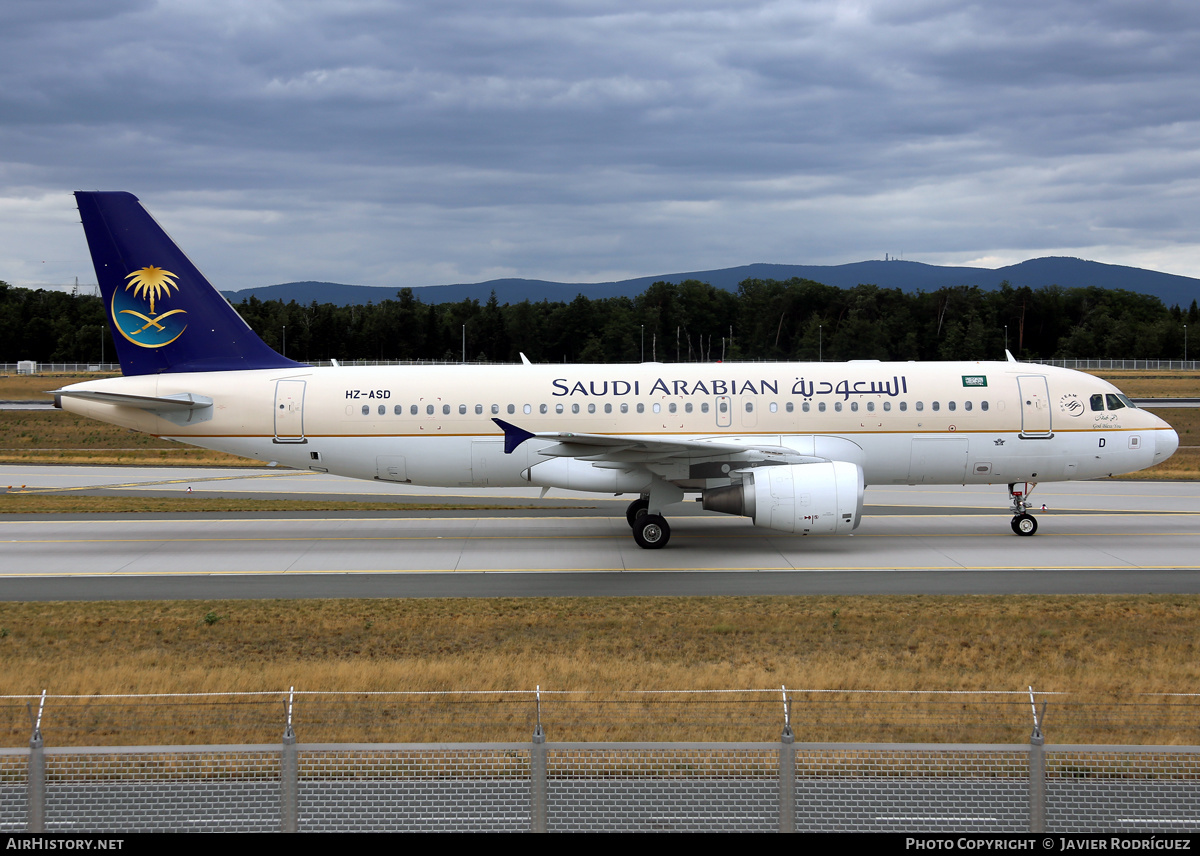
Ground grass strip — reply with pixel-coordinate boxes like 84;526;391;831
0;595;1198;746
0;494;583;513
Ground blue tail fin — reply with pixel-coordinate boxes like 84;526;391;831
75;191;305;375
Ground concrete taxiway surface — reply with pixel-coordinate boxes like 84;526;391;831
3;465;1200;599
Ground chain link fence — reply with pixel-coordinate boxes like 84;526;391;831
2;689;1200;832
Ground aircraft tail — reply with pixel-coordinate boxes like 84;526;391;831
75;191;304;375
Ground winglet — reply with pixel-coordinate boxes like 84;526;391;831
520;352;532;365
492;418;536;454
1005;349;1017;363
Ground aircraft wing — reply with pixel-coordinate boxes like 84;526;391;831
491;418;825;467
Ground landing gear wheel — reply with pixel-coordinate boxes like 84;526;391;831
1011;513;1037;536
625;497;650;528
632;514;671;549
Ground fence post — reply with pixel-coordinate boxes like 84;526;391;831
779;689;795;833
27;690;46;832
1027;687;1046;833
281;687;298;834
531;686;548;833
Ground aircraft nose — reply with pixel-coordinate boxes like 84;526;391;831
1155;427;1180;462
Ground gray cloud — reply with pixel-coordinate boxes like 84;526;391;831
4;0;1200;292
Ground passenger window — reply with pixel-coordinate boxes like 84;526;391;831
524;404;532;414
507;404;515;415
410;405;418;415
883;401;891;412
668;403;676;413
442;404;450;415
719;401;728;413
476;404;483;415
491;404;499;415
818;402;826;412
362;405;370;416
964;401;972;411
1090;394;1105;412
745;402;754;413
459;404;467;415
850;402;858;412
426;404;434;415
637;403;645;413
866;401;874;412
605;403;612;414
769;402;778;413
378;405;386;415
700;403;708;413
948;401;956;412
556;403;564;414
394;405;402;415
540;404;548;414
653;403;661;413
786;402;794;413
621;403;629;413
834;402;842;412
588;403;596;414
915;402;924;412
685;403;693;413
572;403;580;414
981;401;989;412
899;401;907;412
802;401;810;412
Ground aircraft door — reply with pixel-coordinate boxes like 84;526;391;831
273;379;306;443
716;396;732;428
1017;376;1052;437
908;438;969;483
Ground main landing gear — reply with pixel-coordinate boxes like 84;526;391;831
1008;482;1038;536
626;496;670;549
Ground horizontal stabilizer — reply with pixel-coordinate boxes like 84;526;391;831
52;390;213;411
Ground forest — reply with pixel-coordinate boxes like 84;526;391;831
2;276;1197;364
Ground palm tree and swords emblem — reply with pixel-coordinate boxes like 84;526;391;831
112;265;188;347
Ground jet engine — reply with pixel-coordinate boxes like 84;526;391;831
701;461;864;535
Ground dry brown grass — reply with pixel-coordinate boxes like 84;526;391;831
0;373;113;400
1;596;1198;745
0;495;562;513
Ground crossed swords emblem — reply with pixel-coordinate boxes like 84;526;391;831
118;308;187;334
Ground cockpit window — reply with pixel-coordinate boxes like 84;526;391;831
1117;394;1137;409
1090;394;1104;412
1105;393;1125;411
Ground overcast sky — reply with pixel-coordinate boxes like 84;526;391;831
4;0;1200;292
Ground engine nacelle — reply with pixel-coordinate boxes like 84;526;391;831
522;457;653;493
702;461;864;535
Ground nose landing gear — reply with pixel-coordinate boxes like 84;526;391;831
1008;482;1039;536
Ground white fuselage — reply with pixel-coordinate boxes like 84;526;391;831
58;360;1178;492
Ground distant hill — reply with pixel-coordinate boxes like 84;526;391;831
221;257;1200;309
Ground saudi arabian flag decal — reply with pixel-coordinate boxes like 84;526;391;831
111;265;188;348
962;375;988;387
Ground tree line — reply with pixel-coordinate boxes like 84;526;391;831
3;277;1197;364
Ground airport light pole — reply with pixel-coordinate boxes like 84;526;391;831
640;325;644;363
1004;325;1008;354
819;325;822;362
282;325;286;358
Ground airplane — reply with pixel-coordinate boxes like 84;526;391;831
53;191;1180;549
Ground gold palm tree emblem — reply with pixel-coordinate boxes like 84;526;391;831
124;266;179;315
